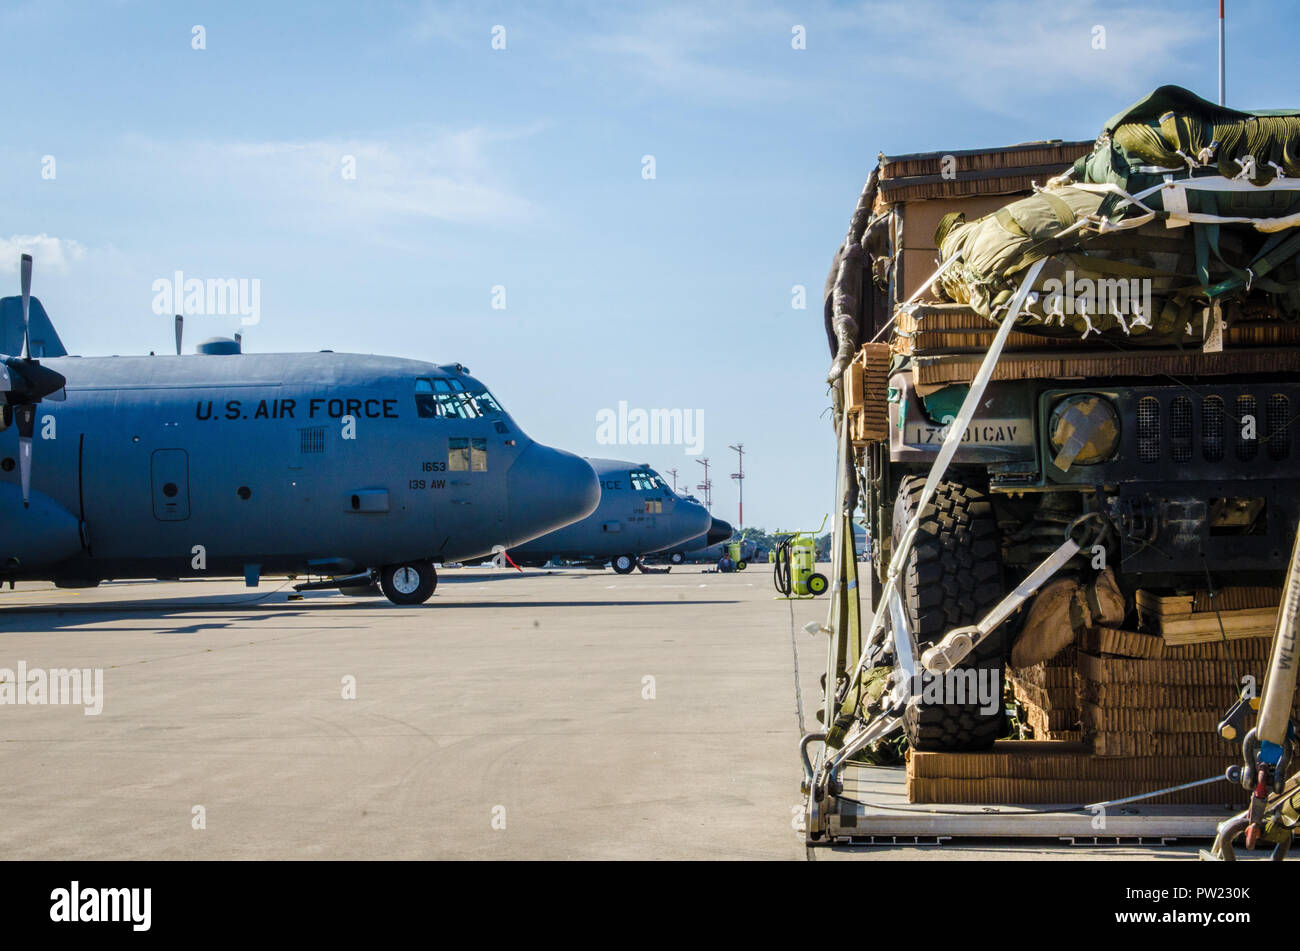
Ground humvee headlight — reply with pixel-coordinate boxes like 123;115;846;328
1048;395;1119;470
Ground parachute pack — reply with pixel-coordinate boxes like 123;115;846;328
932;86;1300;344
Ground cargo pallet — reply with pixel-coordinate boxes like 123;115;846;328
813;763;1236;846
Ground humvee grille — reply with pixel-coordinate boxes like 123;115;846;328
1048;384;1298;485
1236;395;1258;461
1137;397;1160;462
1170;396;1193;462
1131;391;1290;466
1268;394;1290;461
1201;396;1224;462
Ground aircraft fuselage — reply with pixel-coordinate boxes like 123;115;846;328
0;351;598;583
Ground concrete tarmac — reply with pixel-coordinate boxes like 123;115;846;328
0;566;1209;860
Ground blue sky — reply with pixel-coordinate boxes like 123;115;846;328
3;0;1298;530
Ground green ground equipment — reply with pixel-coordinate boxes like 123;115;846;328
727;540;748;571
773;517;828;598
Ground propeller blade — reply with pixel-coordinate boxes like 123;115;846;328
46;387;66;402
19;253;32;360
18;433;31;507
14;404;34;508
175;314;183;356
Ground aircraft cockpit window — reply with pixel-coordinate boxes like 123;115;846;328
629;469;669;493
414;378;438;419
415;377;505;419
474;391;503;415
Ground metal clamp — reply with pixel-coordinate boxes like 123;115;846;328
799;732;826;793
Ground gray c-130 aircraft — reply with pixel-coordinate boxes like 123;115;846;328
0;255;600;604
508;457;711;572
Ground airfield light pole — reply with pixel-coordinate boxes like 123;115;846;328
728;443;744;528
696;457;712;511
666;468;679;493
1218;0;1226;105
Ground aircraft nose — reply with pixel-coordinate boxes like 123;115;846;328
506;444;600;545
677;498;713;543
706;517;734;547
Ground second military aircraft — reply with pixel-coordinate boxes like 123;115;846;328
508;458;711;572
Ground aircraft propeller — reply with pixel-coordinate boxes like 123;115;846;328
2;254;67;507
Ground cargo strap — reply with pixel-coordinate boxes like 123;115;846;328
868;252;964;344
918;516;1101;676
844;259;1047;702
1071;176;1300;234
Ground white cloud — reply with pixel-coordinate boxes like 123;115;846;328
125;126;541;231
0;234;87;274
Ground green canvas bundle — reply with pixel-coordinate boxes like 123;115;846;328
1078;85;1300;201
936;186;1207;341
931;86;1300;344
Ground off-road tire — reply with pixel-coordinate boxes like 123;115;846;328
892;475;1007;751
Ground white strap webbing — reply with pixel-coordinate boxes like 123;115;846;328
1259;529;1300;748
846;258;1047;694
868;252;963;344
1069;179;1300;234
910;256;1048;544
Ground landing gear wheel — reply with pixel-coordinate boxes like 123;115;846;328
735;560;748;571
380;562;437;605
670;552;685;565
892;475;1007;752
612;554;636;575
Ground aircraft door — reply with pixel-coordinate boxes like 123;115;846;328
151;449;191;521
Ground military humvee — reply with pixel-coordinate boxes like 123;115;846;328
824;96;1300;753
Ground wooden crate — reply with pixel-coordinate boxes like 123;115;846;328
1136;588;1281;646
907;741;1238;805
846;343;890;444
